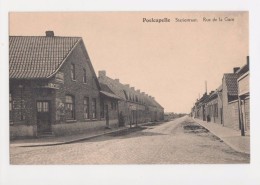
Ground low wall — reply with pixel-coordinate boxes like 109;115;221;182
52;119;118;136
10;125;36;139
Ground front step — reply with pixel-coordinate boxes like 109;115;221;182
37;132;55;138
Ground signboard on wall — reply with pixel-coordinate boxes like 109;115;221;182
55;72;64;84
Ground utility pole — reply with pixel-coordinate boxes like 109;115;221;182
205;81;207;95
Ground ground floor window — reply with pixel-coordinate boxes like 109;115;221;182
83;97;89;119
214;103;218;117
37;101;49;112
92;98;97;119
100;100;105;118
66;95;75;120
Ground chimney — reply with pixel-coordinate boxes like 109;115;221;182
124;84;130;88
45;31;54;37
98;70;106;78
131;87;135;90
137;89;141;93
115;79;120;83
151;96;155;100
233;67;240;73
141;92;145;95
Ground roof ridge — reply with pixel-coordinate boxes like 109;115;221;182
9;35;82;39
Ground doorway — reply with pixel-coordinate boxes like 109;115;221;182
105;104;109;128
37;101;51;134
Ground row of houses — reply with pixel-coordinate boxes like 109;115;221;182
9;31;164;139
191;57;250;136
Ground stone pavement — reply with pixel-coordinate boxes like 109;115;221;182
10;122;156;147
193;118;250;154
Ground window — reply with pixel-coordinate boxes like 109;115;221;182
110;102;117;111
9;93;13;121
83;68;87;83
37;102;49;112
92;98;97;119
83;97;89;119
100;100;105;118
114;102;117;110
214;103;218;117
66;95;75;120
71;64;75;80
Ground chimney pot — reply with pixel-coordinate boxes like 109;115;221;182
45;31;54;37
115;79;120;83
98;70;106;78
233;67;240;73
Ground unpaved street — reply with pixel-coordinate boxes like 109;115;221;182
10;116;250;164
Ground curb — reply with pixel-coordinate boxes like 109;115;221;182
18;127;130;148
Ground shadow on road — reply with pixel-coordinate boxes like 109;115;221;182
78;126;166;143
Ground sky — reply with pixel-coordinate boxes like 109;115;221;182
9;12;248;113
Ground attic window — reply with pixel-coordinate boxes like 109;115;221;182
83;68;87;83
71;64;75;80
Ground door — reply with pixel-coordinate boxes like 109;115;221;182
37;101;51;133
105;104;109;127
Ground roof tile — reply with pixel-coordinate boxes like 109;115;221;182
9;36;81;79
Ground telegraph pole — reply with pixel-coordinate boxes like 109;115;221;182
205;81;207;95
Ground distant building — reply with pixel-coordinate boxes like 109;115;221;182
98;71;164;126
192;56;250;135
194;93;209;121
204;87;223;124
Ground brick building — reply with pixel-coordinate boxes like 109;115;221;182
98;71;164;126
237;57;250;135
192;57;250;135
9;31;120;138
194;93;209;121
204;85;223;124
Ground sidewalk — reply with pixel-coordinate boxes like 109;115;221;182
10;126;129;147
193;118;250;154
10;121;156;148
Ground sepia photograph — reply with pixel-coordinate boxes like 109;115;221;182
9;12;250;165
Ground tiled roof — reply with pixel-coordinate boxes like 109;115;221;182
100;83;122;100
224;73;239;96
9;36;81;79
100;83;114;94
98;76;163;109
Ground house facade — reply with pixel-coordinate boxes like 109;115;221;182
205;86;223;125
237;57;250;135
9;32;119;138
191;57;250;135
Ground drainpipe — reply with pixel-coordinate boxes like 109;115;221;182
238;97;245;136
